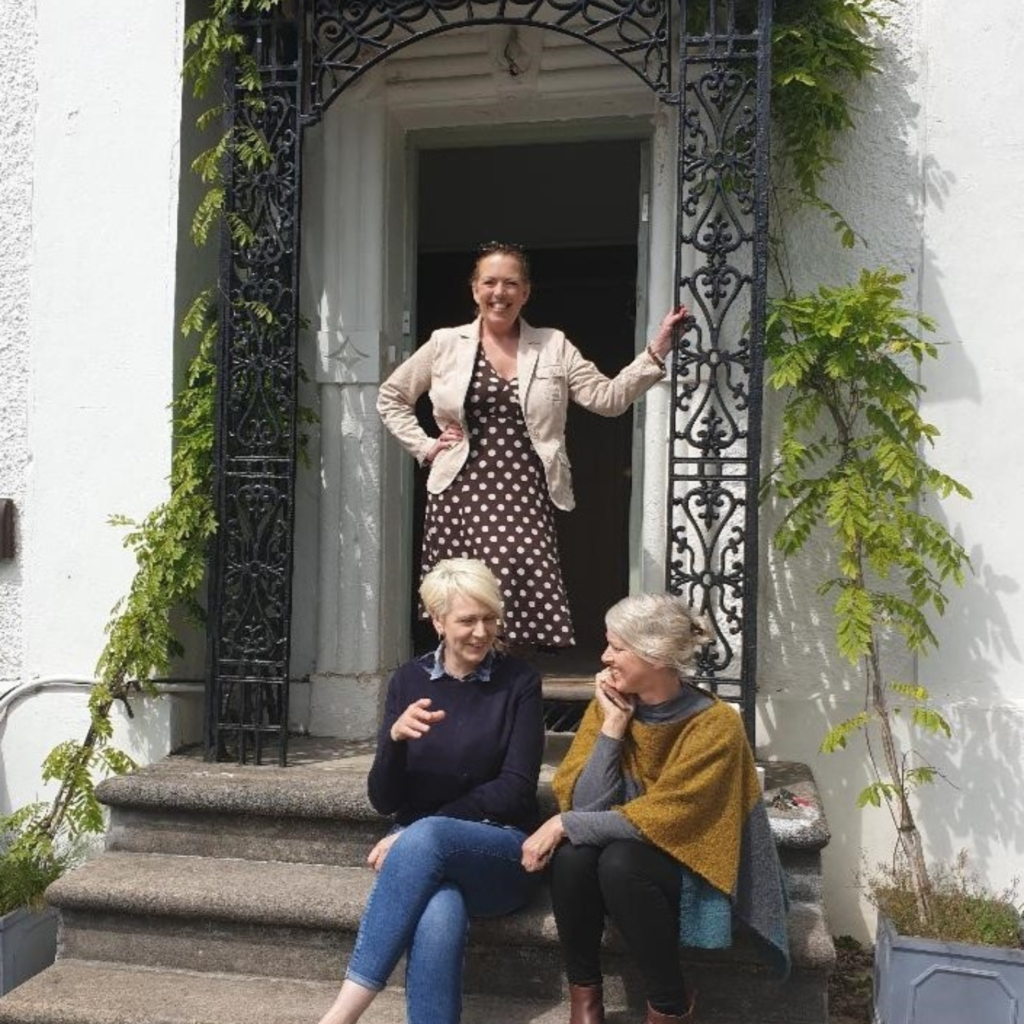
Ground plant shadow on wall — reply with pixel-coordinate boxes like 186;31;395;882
899;539;1024;876
751;6;1024;1020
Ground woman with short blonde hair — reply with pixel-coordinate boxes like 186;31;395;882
419;556;503;623
316;559;543;1024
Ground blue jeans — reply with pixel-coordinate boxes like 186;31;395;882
345;816;530;1024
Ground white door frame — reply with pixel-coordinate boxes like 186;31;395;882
300;37;681;738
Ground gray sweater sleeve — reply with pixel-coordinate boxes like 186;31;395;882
571;733;627;810
562;808;643;846
563;733;644;847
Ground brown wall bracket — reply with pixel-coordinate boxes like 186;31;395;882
0;499;15;560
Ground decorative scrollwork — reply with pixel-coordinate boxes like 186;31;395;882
308;0;670;117
666;4;772;741
207;11;304;764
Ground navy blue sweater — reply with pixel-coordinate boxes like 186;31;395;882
367;652;544;832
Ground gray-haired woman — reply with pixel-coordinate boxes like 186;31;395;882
521;594;789;1024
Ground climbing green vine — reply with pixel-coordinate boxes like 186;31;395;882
772;0;884;200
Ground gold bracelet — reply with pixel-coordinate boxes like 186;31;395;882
646;344;665;370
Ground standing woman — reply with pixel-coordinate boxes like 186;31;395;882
521;594;789;1024
377;241;692;650
315;558;544;1024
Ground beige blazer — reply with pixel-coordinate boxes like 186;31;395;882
377;318;665;511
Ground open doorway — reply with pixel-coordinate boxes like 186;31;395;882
410;137;644;670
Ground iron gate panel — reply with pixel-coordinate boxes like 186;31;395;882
206;0;772;762
666;0;771;741
207;10;304;764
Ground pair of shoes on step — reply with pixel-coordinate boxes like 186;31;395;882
568;983;697;1023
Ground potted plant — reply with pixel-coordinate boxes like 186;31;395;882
866;852;1024;1024
761;267;1024;1023
0;806;71;995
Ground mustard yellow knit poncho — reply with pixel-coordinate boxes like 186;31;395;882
553;694;790;976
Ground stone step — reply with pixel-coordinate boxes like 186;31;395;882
47;851;832;1006
1;955;829;1024
101;802;822;907
97;741;831;872
67;744;834;1023
0;959;608;1024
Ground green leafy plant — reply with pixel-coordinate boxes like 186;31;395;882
762;267;972;927
866;852;1022;947
687;0;884;219
772;0;885;199
0;807;77;915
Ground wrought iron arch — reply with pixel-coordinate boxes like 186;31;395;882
307;0;672;120
206;0;772;763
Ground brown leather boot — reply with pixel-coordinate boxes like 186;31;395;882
644;991;697;1023
568;982;606;1024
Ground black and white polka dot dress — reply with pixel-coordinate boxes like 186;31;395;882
421;346;575;647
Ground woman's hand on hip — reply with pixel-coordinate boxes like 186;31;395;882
390;697;446;741
367;830;402;872
521;814;566;873
426;423;465;463
648;305;695;361
595;669;635;739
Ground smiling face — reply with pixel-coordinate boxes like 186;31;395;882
433;592;500;679
471;253;530;333
601;630;660;698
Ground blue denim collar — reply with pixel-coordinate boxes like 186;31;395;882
423;642;496;682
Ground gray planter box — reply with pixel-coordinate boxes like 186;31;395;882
0;906;57;995
874;913;1024;1024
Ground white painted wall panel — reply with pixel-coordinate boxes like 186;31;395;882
23;1;186;679
0;0;36;687
2;1;189;816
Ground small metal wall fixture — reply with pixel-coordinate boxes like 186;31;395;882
0;499;14;560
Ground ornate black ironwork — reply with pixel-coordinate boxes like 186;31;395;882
206;8;304;764
207;0;773;762
666;0;772;741
307;0;671;119
542;698;586;733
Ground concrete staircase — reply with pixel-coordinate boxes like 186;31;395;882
0;736;834;1024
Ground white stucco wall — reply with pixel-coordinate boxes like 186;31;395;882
0;1;191;816
0;0;36;688
758;0;1024;940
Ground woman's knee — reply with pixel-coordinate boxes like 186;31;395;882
550;841;602;899
417;883;468;937
595;840;642;886
551;840;600;874
388;817;448;865
597;840;678;894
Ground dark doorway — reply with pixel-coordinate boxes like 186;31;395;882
410;140;643;667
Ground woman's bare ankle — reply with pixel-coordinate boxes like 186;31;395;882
315;979;377;1024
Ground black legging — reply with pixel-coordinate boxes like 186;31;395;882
549;839;689;1015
